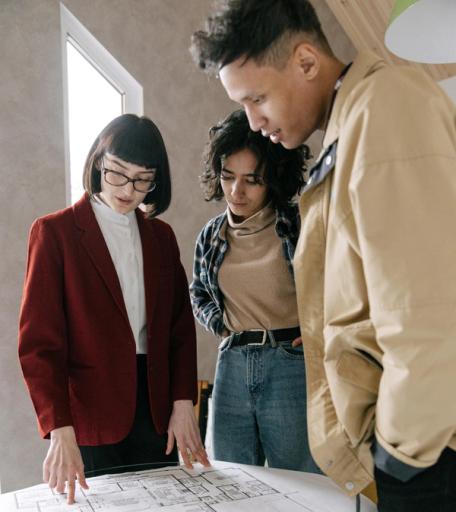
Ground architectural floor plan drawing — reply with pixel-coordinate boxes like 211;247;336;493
0;461;377;512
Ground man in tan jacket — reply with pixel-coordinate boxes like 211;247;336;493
191;1;456;510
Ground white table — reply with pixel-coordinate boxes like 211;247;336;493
0;460;377;511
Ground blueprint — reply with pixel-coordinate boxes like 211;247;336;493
0;461;377;512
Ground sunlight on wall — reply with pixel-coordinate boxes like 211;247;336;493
66;40;122;204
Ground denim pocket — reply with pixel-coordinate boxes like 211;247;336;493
277;342;304;360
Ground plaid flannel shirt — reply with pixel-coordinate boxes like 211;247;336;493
190;203;300;337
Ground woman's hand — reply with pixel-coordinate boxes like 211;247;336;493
43;426;89;504
166;400;210;469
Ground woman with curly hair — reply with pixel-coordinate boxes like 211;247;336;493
190;109;319;472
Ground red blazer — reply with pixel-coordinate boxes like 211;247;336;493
18;194;197;445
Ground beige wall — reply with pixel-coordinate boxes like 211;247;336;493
0;0;354;492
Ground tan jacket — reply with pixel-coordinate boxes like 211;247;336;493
294;51;456;495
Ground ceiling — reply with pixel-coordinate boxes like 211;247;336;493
324;0;456;81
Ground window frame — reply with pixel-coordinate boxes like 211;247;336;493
60;2;143;205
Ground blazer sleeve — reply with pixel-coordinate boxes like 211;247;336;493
166;225;198;404
189;227;225;337
18;218;73;438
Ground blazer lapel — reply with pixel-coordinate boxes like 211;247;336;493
136;210;161;326
73;194;129;323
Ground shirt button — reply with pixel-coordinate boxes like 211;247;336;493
325;154;332;166
345;481;354;491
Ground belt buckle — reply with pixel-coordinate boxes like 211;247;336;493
247;329;268;346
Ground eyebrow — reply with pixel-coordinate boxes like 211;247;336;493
239;91;264;103
222;167;258;178
236;93;257;104
105;157;155;175
106;157;128;170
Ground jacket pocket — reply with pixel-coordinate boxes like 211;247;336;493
324;320;382;445
336;350;382;395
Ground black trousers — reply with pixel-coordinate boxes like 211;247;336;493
79;355;178;477
375;448;456;512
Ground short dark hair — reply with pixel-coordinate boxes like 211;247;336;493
82;114;171;218
191;0;331;73
201;109;309;207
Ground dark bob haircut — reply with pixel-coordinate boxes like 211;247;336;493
82;114;171;218
201;109;309;208
191;0;331;73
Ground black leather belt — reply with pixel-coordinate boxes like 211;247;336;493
230;327;301;347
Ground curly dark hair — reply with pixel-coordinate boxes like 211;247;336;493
201;110;310;207
191;0;331;73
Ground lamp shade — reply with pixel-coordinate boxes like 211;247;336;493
385;0;456;63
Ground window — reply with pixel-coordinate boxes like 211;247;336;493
60;3;143;204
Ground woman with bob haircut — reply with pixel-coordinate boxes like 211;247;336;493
19;114;209;504
190;109;319;472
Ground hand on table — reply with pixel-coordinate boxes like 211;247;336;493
166;400;210;469
43;426;89;504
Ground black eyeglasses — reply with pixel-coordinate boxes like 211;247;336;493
102;167;156;193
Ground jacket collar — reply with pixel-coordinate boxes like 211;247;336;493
323;51;387;148
73;193;128;322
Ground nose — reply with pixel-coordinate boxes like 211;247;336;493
231;179;245;198
244;106;265;132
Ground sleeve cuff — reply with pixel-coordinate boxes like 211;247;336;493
372;437;427;482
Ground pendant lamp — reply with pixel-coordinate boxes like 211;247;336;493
385;0;456;63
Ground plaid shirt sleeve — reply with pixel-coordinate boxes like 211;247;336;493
276;203;301;275
189;224;225;337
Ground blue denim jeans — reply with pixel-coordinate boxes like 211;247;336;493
212;334;321;473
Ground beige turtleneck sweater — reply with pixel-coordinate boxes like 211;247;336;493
218;204;299;333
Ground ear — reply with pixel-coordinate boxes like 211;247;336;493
292;42;320;80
